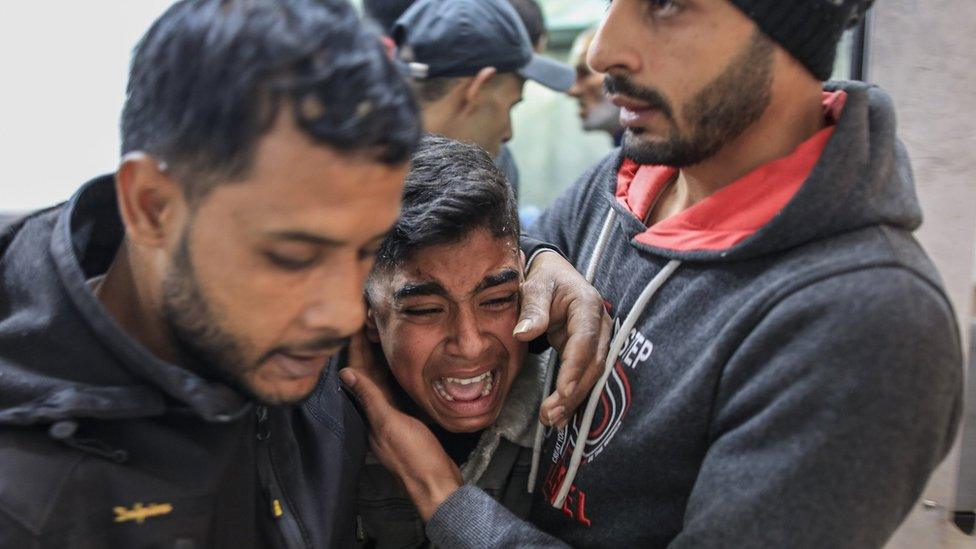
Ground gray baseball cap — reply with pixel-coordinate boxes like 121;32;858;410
392;0;574;92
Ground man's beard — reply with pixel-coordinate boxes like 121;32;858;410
161;230;259;399
160;230;348;405
608;31;774;167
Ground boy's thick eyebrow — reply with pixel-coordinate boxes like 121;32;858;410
393;269;519;302
473;268;520;293
394;281;448;301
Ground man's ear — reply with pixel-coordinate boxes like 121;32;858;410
115;153;185;249
365;308;381;344
459;66;498;114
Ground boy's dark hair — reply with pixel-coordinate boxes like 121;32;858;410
373;135;519;271
507;0;546;49
121;0;420;203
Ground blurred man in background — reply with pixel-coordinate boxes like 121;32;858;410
391;0;573;199
567;28;623;145
492;0;550;194
363;0;565;200
506;0;548;53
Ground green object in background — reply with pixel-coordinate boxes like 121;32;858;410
509;82;614;210
537;0;606;48
509;1;610;211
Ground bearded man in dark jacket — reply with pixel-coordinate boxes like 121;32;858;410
0;1;420;546
0;1;612;546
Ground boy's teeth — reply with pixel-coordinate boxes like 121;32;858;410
433;380;455;402
444;371;491;385
435;371;494;402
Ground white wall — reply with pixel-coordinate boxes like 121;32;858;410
868;1;976;547
0;1;175;212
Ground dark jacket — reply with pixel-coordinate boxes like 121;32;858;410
425;81;963;548
0;175;367;548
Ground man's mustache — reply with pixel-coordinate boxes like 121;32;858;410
604;75;675;120
267;334;353;360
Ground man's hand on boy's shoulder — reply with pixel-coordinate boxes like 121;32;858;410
516;250;612;428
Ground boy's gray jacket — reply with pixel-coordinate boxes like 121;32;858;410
425;81;963;548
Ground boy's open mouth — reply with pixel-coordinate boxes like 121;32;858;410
430;368;502;418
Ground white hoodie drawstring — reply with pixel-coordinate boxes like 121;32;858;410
524;208;682;508
528;208;618;493
552;257;680;508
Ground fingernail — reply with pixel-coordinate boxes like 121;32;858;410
514;319;532;335
547;405;566;426
338;369;357;387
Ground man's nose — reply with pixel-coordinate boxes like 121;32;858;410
299;261;367;336
588;2;642;76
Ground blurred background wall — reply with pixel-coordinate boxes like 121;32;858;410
0;1;175;213
867;2;976;547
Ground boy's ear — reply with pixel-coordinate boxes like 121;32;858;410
365;309;381;344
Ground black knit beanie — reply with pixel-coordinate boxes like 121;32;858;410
727;0;875;80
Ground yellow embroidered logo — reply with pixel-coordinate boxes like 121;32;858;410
113;502;173;524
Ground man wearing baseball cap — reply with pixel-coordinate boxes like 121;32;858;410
344;0;963;547
392;0;573;197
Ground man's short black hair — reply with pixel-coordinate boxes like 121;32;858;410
363;0;415;35
507;0;546;49
373;135;519;272
121;0;420;202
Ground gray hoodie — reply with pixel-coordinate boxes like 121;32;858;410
424;81;963;548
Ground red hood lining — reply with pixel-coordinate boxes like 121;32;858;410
615;90;847;252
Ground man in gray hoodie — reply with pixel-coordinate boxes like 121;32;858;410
342;0;964;547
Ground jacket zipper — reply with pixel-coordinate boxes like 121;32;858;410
256;405;308;549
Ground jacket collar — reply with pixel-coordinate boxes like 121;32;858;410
614;91;847;254
48;175;250;422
